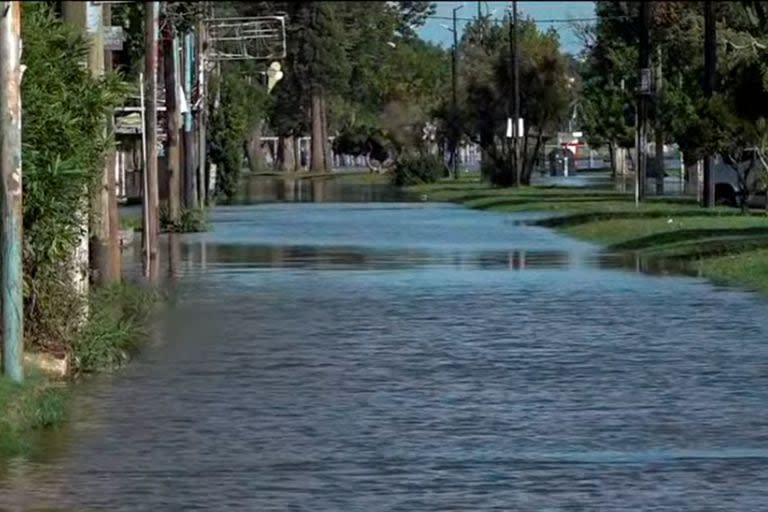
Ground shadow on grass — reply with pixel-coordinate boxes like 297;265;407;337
645;235;768;261
468;195;629;210
609;227;768;251
535;209;743;228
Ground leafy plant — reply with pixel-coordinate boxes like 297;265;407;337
73;284;161;374
22;4;127;354
391;154;444;186
160;206;209;233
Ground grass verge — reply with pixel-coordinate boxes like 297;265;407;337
73;283;162;374
0;374;68;457
411;178;768;294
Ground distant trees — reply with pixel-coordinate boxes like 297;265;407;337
578;1;768;202
450;14;572;186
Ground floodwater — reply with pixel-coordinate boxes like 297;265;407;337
3;177;768;510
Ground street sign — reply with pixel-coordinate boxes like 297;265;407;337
105;26;125;51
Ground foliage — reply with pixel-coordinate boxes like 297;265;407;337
208;68;271;199
22;4;127;353
580;0;768;187
73;284;161;374
0;375;68;457
391;154;444;186
160;206;209;233
452;14;571;186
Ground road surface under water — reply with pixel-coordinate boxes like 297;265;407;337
3;180;768;510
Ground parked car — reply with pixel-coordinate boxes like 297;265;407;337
712;149;767;207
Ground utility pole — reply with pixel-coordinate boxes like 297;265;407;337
637;0;651;203
655;45;664;196
451;4;463;180
703;0;716;208
512;0;520;186
0;0;23;382
163;21;182;227
197;17;207;207
144;1;160;281
63;1;115;286
183;32;198;209
104;3;120;283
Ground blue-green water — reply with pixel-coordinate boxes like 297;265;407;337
3;193;768;510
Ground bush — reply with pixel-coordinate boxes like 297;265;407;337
160;206;208;233
73;284;161;374
391;154;445;186
22;4;127;354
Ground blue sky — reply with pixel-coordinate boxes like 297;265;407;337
418;1;596;55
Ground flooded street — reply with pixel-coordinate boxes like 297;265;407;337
3;180;768;510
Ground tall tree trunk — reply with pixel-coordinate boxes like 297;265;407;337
278;135;296;172
522;134;543;185
608;142;616;178
163;32;181;226
310;90;325;172
245;120;265;173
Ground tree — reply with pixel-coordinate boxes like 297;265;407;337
452;14;571;186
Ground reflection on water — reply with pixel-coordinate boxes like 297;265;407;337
231;175;412;204
4;199;768;511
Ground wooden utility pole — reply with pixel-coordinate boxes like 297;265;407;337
196;17;207;207
703;0;716;207
144;1;160;281
451;4;463;180
163;23;182;226
637;1;651;203
512;0;520;186
0;0;23;382
183;32;198;209
655;45;664;196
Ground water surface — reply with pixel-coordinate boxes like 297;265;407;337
2;186;768;511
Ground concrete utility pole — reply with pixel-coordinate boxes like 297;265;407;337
104;3;121;283
144;1;160;281
0;1;23;383
703;0;716;208
183;32;198;208
163;22;182;226
63;1;115;285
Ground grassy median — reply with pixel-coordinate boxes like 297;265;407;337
410;179;768;294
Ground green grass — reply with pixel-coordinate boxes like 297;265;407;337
119;213;142;231
699;249;768;294
411;178;768;294
73;283;162;374
0;374;68;457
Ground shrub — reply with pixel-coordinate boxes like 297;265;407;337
22;4;127;354
160;206;209;233
391;154;445;186
73;284;161;374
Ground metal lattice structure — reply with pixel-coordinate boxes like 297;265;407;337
205;16;286;61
